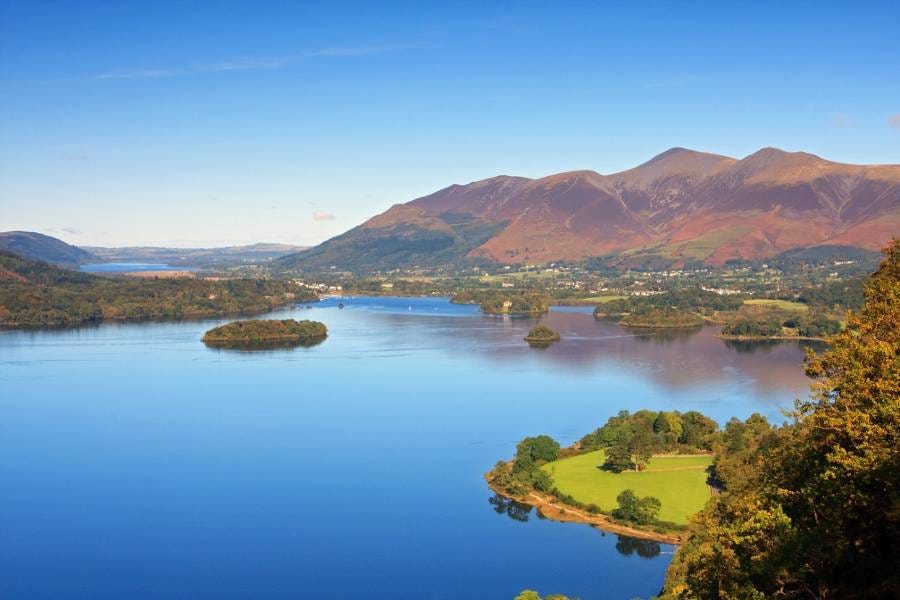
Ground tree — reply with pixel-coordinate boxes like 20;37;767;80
515;435;560;465
654;411;684;438
603;439;634;472
680;411;718;448
531;469;554;492
628;428;654;470
612;489;662;525
508;434;560;491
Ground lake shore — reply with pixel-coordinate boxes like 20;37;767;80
718;333;827;342
486;477;684;544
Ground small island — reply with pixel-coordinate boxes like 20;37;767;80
524;325;560;345
202;319;327;349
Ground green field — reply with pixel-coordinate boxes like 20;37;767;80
584;295;627;303
743;298;808;311
541;451;712;524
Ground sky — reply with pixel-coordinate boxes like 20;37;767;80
1;1;899;248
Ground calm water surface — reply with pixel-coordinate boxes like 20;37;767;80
0;296;815;599
80;262;195;273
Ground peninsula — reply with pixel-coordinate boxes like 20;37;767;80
486;409;723;543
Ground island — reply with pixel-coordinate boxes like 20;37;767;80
202;319;327;348
524;325;560;345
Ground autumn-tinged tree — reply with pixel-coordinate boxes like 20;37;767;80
663;239;900;599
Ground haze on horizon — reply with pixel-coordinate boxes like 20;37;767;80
1;1;898;248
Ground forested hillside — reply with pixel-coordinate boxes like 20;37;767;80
0;251;315;327
662;239;899;599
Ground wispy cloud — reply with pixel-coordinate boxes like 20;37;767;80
3;45;404;88
889;114;900;130
313;210;336;222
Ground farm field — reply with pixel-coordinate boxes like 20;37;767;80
743;298;808;311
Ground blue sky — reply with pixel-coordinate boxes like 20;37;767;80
1;1;898;247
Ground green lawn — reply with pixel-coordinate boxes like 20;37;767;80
540;450;713;524
743;298;809;311
584;295;627;303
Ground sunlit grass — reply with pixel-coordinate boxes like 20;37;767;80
541;450;713;524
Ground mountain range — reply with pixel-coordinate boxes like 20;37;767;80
281;147;900;271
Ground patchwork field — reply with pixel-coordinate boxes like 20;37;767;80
540;450;713;524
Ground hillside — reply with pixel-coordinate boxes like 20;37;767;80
85;243;308;268
0;251;314;327
280;147;900;272
0;231;97;267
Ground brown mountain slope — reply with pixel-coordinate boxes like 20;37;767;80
282;147;900;271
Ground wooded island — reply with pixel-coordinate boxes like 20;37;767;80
202;319;327;348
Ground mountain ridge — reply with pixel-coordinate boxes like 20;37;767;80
0;231;97;267
282;146;900;271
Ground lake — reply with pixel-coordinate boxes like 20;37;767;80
0;296;815;599
80;262;196;273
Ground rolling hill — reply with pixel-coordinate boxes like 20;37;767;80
280;147;900;272
84;243;308;268
0;231;97;267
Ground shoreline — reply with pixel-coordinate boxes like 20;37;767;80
0;298;316;331
718;334;827;342
485;477;685;545
618;322;703;330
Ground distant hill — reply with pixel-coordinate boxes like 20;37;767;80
0;231;97;267
85;243;308;268
280;147;900;272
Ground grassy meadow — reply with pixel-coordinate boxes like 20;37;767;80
541;450;712;524
743;298;809;311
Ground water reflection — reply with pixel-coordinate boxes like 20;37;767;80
202;337;327;352
488;493;665;557
488;493;534;522
631;327;703;345
351;304;812;398
722;338;825;355
615;536;662;558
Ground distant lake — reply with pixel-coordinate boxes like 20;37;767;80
80;262;195;273
0;296;815;599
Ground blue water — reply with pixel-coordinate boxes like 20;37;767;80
80;262;195;273
0;296;813;599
